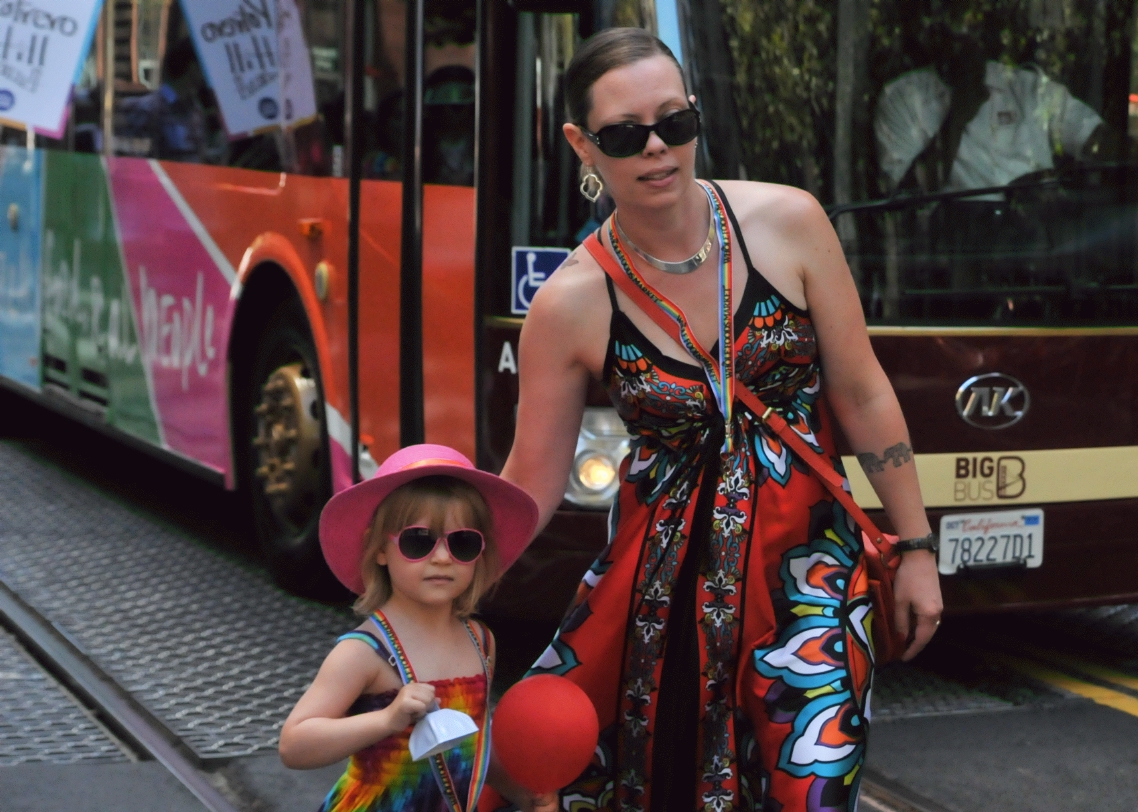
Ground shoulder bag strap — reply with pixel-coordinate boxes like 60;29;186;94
583;230;891;551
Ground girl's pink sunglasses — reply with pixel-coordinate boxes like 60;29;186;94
389;526;485;563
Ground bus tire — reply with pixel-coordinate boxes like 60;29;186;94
242;299;341;598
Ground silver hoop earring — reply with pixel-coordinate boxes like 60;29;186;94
580;169;604;203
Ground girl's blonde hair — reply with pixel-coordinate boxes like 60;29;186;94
353;476;499;617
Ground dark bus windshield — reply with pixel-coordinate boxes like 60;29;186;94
509;0;1138;327
704;0;1138;326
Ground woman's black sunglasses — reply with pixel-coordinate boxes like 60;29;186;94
389;526;485;563
581;108;701;158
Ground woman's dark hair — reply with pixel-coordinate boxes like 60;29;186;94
564;28;684;127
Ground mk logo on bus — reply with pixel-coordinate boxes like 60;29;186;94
954;455;1026;501
954;373;1030;429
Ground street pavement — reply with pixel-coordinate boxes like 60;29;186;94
867;701;1138;812
0;757;346;812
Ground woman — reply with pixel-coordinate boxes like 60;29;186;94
496;28;942;812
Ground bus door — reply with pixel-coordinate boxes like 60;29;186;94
477;2;675;620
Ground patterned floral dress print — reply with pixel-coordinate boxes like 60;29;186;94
319;632;488;812
527;189;876;812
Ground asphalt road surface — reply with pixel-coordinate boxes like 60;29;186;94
2;390;1137;811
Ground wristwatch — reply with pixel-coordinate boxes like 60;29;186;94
894;532;939;555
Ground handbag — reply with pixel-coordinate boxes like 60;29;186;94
583;223;907;664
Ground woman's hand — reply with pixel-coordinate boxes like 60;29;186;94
383;682;436;731
529;792;559;812
487;748;562;812
892;549;943;660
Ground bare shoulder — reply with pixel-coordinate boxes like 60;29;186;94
522;244;611;373
711;181;837;309
527;244;608;322
713;179;830;238
328;626;400;692
334;628;389;669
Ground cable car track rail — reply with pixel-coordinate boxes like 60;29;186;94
0;580;243;812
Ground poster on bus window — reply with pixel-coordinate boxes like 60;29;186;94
275;0;316;130
0;0;103;137
179;0;316;139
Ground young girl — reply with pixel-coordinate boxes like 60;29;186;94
280;444;538;812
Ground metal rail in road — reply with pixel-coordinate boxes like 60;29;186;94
0;581;244;812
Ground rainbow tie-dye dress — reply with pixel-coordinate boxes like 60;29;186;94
317;634;488;812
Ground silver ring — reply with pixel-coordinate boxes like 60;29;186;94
935;619;942;626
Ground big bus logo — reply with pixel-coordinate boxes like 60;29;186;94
954;455;1027;501
954;373;1030;429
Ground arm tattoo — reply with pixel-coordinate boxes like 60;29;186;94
856;442;913;474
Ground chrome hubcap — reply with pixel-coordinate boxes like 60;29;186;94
253;363;322;530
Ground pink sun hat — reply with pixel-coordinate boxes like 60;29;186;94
319;444;539;594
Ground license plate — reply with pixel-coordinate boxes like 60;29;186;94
938;508;1044;575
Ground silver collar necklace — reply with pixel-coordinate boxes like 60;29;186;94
613;206;717;275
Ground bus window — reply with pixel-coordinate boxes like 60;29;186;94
360;0;404;180
362;0;476;185
423;5;476;186
112;1;233;166
0;15;103;154
510;12;592;252
280;0;343;177
112;0;289;171
687;0;1138;326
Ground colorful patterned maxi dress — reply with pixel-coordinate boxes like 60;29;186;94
527;186;876;812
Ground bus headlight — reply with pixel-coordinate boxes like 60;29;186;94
564;407;631;508
575;452;617;492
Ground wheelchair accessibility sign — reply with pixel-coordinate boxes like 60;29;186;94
511;246;571;314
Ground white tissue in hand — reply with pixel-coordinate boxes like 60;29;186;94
409;708;479;761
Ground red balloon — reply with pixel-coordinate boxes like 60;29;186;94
492;674;599;794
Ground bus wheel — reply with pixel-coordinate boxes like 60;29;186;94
245;302;339;598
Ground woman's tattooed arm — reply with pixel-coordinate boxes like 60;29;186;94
856;442;913;474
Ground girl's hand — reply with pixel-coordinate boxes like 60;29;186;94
384;682;436;730
892;549;943;661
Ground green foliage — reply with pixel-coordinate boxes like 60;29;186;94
716;0;1136;199
720;0;835;192
613;0;649;29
